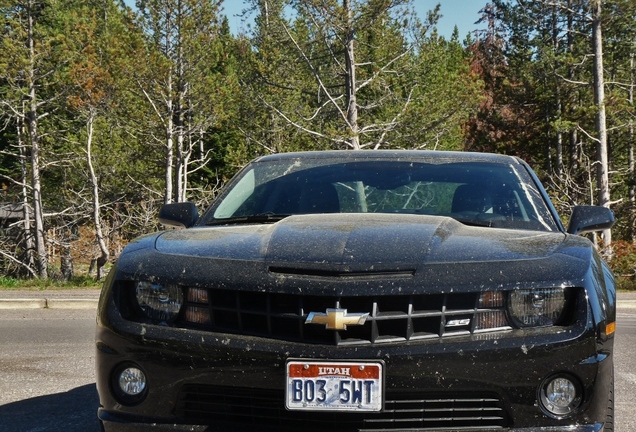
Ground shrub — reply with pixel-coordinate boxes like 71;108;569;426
610;241;636;291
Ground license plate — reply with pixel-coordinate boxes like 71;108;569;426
286;360;384;412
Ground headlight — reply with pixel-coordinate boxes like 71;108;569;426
508;288;565;327
136;281;183;323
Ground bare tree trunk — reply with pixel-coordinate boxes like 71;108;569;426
175;16;187;203
28;117;47;278
60;242;73;281
17;120;36;273
343;0;360;150
165;73;175;204
552;4;563;178
27;0;48;278
567;0;580;178
630;52;635;242
556;127;563;177
164;7;175;205
86;111;110;280
591;0;610;247
176;124;186;202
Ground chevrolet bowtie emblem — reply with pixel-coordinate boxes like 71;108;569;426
305;308;369;330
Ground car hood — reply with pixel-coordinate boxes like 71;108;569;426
154;213;567;265
107;213;592;293
117;213;595;294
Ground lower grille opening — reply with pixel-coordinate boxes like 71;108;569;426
174;385;509;431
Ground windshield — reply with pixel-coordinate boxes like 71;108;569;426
203;156;559;232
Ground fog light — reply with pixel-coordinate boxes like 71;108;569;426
119;367;146;396
112;363;148;405
539;375;582;418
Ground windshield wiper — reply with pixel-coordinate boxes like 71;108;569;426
205;213;291;226
452;217;493;228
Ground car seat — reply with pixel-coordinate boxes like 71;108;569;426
298;182;340;214
452;184;493;214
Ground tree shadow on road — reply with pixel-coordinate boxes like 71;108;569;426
0;384;100;432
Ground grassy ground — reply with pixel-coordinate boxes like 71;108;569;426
0;262;109;291
0;276;102;291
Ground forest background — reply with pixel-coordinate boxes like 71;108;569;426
1;0;635;289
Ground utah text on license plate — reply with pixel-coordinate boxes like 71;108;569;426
285;360;384;412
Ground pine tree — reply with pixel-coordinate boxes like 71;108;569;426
136;0;229;204
242;0;481;153
0;0;75;278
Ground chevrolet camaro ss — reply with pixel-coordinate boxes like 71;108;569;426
96;150;616;432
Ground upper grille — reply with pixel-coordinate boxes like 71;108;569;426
174;385;509;431
177;287;510;346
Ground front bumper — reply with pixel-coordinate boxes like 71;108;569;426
96;293;613;432
98;411;606;432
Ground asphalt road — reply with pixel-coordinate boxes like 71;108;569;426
615;309;636;432
0;308;98;432
0;306;635;432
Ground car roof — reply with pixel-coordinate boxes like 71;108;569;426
253;150;522;165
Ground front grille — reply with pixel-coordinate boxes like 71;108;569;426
177;288;509;346
174;385;509;431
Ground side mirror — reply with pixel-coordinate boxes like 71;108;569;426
158;202;199;228
567;205;615;235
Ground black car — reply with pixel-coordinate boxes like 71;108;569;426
96;150;616;432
